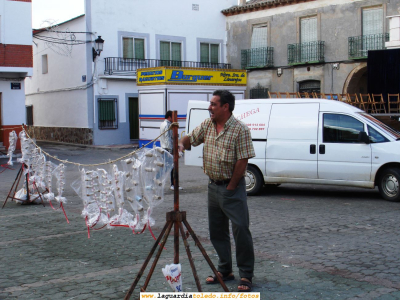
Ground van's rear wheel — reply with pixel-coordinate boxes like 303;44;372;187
378;168;400;202
245;165;263;196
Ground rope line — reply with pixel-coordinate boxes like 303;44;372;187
21;122;179;167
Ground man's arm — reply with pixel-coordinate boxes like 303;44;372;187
178;135;191;151
227;158;248;190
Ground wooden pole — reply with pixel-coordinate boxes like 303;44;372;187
172;111;179;264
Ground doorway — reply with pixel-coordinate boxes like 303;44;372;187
129;97;139;140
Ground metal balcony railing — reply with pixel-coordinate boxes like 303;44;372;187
241;47;274;69
104;58;232;75
348;33;389;59
287;41;325;65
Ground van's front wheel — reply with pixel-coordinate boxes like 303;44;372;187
378;168;400;202
245;165;263;196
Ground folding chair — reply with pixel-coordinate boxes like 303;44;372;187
360;94;376;113
278;92;289;98
371;94;386;114
347;94;363;110
298;92;310;98
338;94;349;103
388;94;400;114
268;91;279;99
287;92;299;99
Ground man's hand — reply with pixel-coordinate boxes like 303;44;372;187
226;159;248;190
178;136;191;151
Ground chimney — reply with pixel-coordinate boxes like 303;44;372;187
239;0;247;6
386;15;400;49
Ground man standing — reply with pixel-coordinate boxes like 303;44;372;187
179;90;255;292
160;110;182;190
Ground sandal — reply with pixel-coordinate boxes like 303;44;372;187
206;272;235;284
238;278;252;292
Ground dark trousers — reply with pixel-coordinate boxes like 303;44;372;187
207;177;254;278
164;148;174;186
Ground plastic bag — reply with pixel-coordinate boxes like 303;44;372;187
7;131;18;166
162;263;182;292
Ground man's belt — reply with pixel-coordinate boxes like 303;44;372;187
210;178;231;186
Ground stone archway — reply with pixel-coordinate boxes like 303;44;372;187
343;63;368;94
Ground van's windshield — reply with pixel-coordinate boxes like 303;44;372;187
358;112;400;140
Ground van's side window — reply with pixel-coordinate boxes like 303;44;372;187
323;114;364;143
367;125;389;143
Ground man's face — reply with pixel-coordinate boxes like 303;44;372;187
208;95;228;122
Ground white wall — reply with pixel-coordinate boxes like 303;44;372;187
0;0;32;45
89;0;237;63
1;81;26;126
25;15;90;128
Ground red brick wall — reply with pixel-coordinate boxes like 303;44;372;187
2;125;23;150
0;44;32;68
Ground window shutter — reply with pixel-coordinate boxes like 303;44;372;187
363;7;383;36
251;26;268;49
301;17;317;43
123;38;134;59
160;41;170;61
134;38;145;59
171;42;181;61
99;100;115;121
200;43;209;63
210;44;219;63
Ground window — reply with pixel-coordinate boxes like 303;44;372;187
98;98;118;129
123;37;145;59
250;84;269;99
26;105;33;126
299;80;320;95
323;114;364;143
160;41;181;66
200;43;219;64
363;7;383;36
42;55;48;74
301;16;317;43
367;125;389;143
251;26;268;49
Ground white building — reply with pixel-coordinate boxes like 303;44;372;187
25;0;238;146
0;0;32;149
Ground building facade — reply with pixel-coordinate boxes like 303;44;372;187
0;0;32;149
223;0;399;98
25;0;238;146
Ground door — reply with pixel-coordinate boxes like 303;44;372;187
266;103;319;179
318;113;372;181
129;97;139;140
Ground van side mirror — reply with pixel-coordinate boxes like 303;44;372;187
358;131;370;144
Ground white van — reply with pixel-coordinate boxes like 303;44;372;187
184;98;400;202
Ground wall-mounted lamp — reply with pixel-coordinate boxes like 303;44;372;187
277;68;282;77
332;63;340;70
92;36;105;62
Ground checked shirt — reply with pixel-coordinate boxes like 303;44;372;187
188;114;255;181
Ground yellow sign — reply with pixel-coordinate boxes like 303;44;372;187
137;67;247;86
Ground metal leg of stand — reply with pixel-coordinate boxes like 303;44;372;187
183;219;229;292
141;221;174;291
179;222;202;292
124;221;173;300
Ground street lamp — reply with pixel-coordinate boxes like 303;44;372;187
92;36;105;62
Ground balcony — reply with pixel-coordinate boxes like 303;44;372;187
287;41;325;65
348;33;389;59
241;47;274;69
104;58;231;75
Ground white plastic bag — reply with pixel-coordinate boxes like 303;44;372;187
162;263;182;292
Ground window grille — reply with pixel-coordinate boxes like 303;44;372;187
250;84;269;99
98;98;118;129
26;105;33;126
299;80;320;94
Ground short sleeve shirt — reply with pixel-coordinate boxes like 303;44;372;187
187;114;255;181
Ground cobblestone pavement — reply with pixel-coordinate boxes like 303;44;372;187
0;143;400;299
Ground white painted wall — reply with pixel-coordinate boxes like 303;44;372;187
89;0;237;63
1;81;26;126
1;0;32;45
25;15;89;127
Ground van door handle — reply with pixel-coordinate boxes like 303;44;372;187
319;144;325;154
310;144;316;154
